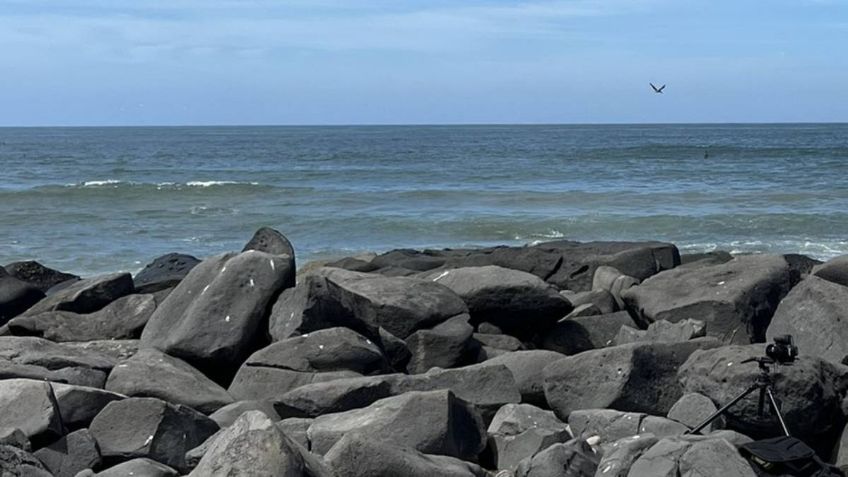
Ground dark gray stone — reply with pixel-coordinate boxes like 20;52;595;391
307;390;486;460
621;255;792;343
209;400;280;428
8;293;156;342
667;392;722;432
679;344;844;440
275;375;393;418
592;266;640;310
481;350;565;406
141;251;294;379
595;433;659;477
488;403;572;471
542;311;636;355
0;427;30;450
89;397;218;473
473;333;525;352
562;289;617;314
569;409;686;445
0;445;52;477
33;428;101;477
51;383;125;430
93;458;177;477
269;268;468;341
406;314;475;373
21;273;134;317
0;379;63;447
514;438;599;477
63;339;139;362
423;265;572;338
3;261;79;294
227;366;360;402
614;319;706;346
105;348;234;414
543;339;722;418
627;436;757;477
325;433;489;477
0;336;116;387
243;227;296;274
812;254;848;288
277;417;313;449
767;276;848;364
679;251;734;268
133;253;201;294
0;266;45;326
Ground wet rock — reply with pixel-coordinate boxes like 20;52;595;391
423;265;571;338
812;254;848;288
406;314;476;373
188;411;308;477
89;397;218;472
209;400;280;428
0;336;115;387
544;339;722;418
33;428;101;477
514;438;599;477
488;403;572;471
308;390;486;459
325;433;489;477
133;253;201;294
105;348;234;414
766;275;848;364
542;311;636;355
21;273;134;317
0;445;52;477
678;344;844;440
0;266;45;325
621;255;792;343
0;379;63;446
3;261;79;294
141;251;294;380
8;293;156;342
269;268;468;341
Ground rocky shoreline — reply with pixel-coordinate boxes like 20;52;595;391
1;227;848;476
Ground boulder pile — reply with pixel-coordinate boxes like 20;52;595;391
2;227;848;476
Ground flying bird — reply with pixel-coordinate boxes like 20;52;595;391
650;83;666;94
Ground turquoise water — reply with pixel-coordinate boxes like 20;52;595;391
1;124;847;276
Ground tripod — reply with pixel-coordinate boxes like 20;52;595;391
686;356;790;436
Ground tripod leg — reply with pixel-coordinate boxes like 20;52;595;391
686;383;760;435
765;387;790;437
757;386;766;418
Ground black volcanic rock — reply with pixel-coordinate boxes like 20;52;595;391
4;261;79;294
0;337;116;387
133;253;200;294
243;227;296;276
0;266;45;325
21;273;134;317
405;314;475;373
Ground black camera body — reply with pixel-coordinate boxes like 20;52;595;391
766;335;798;365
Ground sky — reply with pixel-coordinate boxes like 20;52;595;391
0;0;846;126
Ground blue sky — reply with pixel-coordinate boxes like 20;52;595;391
1;0;846;125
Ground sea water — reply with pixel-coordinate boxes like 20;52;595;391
1;124;847;276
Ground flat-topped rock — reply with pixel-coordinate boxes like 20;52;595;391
133;253;200;293
0;336;116;387
4;261;79;293
21;273;134;317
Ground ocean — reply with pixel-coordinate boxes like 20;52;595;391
1;124;847;277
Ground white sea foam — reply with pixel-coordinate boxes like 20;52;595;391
78;179;123;187
186;180;258;187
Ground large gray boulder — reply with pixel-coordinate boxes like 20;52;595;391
208;400;280;428
542;311;636;355
488;403;572;471
514;438;599;477
0;336;116;387
141;251;294;379
406;314;476;373
614;319;706;346
325;433;489;477
89;397;218;472
243;227;296;281
188;411;307;477
89;458;177;477
228;366;359;403
767;275;848;364
544;339;722;419
0;266;45;325
133;253;200;294
423;265;572;337
0;445;52;477
621;255;793;343
667;392;722;432
594;433;659;477
3;261;79;294
678;344;844;440
812;254;848;288
481;350;565;406
105;348;234;414
0;379;64;446
274;375;393;418
64;339;139;362
269;268;468;341
569;409;687;444
33;428;101;477
8;293;156;341
21;273;134;317
627;436;757;477
307;390;486;459
51;383;125;430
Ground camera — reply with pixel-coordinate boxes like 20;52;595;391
765;335;798;364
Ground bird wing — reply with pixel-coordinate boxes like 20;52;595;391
658;84;666;92
650;83;659;92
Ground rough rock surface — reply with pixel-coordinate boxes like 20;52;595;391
514;438;599;477
33;428;101;477
423;265;572;336
595;433;659;477
8;293;156;341
542;311;636;355
0;336;116;387
678;344;844;439
307;390;486;459
0;266;45;325
209;400;280;428
133;253;201;293
766;275;848;364
614;319;706;346
89;458;177;477
569;409;686;444
405;314;475;373
0;444;52;477
243;227;297;282
621;255;792;343
21;273;134;317
89;397;219;472
487;403;572;471
3;261;79;294
627;436;757;477
667;392;722;432
105;348;234;414
544;339;722;418
481;350;565;406
0;379;64;446
51;383;125;430
141;251;294;378
812;254;848;288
